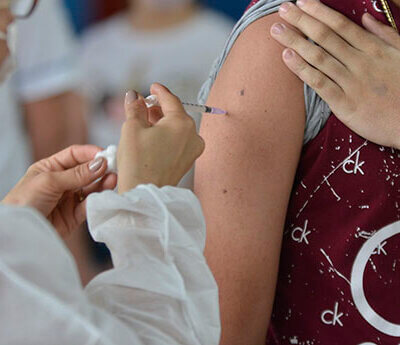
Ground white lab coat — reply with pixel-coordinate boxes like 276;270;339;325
0;184;220;345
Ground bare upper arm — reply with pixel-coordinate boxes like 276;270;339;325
194;13;305;345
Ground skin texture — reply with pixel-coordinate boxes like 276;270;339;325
270;0;400;149
194;13;305;345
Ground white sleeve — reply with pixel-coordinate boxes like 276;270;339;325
14;0;80;102
0;185;220;345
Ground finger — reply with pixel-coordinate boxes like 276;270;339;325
38;145;103;172
150;83;186;117
282;48;345;110
196;134;206;157
73;174;118;226
278;2;357;63
82;173;118;197
362;13;400;49
74;201;87;229
125;90;150;126
59;173;117;236
271;22;348;86
291;0;375;51
148;106;164;125
49;157;108;192
49;193;79;238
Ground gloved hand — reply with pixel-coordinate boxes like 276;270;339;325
2;145;117;238
118;83;205;194
271;0;400;149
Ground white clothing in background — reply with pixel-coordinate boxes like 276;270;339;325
0;185;220;344
80;9;233;188
0;0;79;199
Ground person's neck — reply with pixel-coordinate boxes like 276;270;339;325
129;3;196;31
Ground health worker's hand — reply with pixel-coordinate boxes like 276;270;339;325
271;0;400;149
117;83;205;194
2;145;117;238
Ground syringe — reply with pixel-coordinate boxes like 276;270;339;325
145;95;227;115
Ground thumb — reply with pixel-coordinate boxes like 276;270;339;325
125;90;149;126
150;83;186;117
50;157;107;192
362;13;400;49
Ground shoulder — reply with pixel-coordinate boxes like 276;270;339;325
199;0;298;104
201;13;305;161
218;13;304;101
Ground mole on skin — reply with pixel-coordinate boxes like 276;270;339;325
240;89;245;96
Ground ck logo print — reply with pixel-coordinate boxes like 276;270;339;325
291;220;311;245
321;302;344;327
343;151;365;175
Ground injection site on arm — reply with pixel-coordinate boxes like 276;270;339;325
194;12;306;345
145;95;227;115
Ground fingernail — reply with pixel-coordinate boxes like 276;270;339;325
279;2;292;13
284;49;295;59
297;0;307;7
125;90;138;105
89;158;104;172
272;23;286;34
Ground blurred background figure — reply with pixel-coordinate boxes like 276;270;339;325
1;0;244;284
78;0;234;189
0;0;85;199
1;0;91;284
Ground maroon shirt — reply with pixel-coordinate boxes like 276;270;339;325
244;1;400;344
